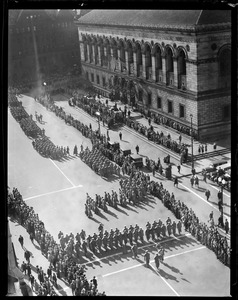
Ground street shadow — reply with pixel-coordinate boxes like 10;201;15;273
126;204;139;213
135;203;148;211
89;216;101;224
181;278;191;283
158;268;179;282
197;187;206;192
162;262;183;275
177;186;189;192
106;209;118;219
97;211;109;221
121;140;129;143
116;206;129;215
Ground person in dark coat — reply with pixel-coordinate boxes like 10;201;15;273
135;145;139;154
177;165;181;174
154;253;160;270
174;177;178;187
205;189;211;201
24;250;31;264
18;235;24;247
224;219;229;234
119;132;122;140
26;263;31;277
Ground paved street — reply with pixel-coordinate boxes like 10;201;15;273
8;93;230;296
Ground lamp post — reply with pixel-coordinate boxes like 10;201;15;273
190;114;194;171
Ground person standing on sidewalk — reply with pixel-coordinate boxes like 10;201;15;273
205;144;207;152
24;249;31;264
119;132;122;141
18;235;24;248
177;165;181;174
190;176;194;188
135;145;139;154
205;189;211;201
179;134;182;144
203;172;207;183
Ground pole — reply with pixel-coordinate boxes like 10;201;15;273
221;185;224;227
190;114;194;170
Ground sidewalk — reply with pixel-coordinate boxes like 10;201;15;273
9;219;72;296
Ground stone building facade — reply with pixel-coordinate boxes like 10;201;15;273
76;10;231;141
8;9;81;84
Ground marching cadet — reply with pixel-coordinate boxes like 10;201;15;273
144;250;150;267
96;235;102;252
67;146;70;155
118;231;123;247
82;240;88;256
190;176;194;188
167;222;172;236
74;242;81;259
177;220;182;235
154;253;160;270
103;234;108;252
91;237;96;254
172;221;176;235
80;229;86;241
128;228;133;245
162;223;166;237
145;226;150;241
114;232;119;249
98;223;104;235
139;227;144;243
131;243;138;259
87;235;92;251
73;145;78;156
205;189;211;201
133;228;139;244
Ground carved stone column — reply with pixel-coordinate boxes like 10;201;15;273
152;55;156;81
173;57;178;87
142;53;146;78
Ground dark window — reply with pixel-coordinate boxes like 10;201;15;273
157;97;161;109
102;77;106;86
148;94;152;106
168;100;173;113
179;104;185;118
223;105;230;119
91;73;94;82
97;75;100;85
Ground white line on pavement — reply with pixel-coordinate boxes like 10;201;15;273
24;185;83;201
50;159;76;187
178;182;230;220
102;245;206;279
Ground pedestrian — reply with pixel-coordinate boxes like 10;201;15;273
179;134;182;144
148;117;151;126
198;145;201;154
73;145;78;156
201;144;204;154
26;263;31;277
190;176;194;187
209;211;213;222
154;253;160;270
205;189;211;201
217;190;222;201
21;261;27;275
218;199;223;212
144;250;150;267
47;265;52;280
89;123;92;130
18;235;24;248
71;279;76;296
119;132;122;140
195;176;199;187
24;250;31;264
135;145;139;154
174;177;178;188
213;142;217;150
177;165;181;174
29;274;35;291
205;144;207;152
224;219;229;234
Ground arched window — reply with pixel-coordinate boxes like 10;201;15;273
94;44;98;65
119;41;126;72
154;45;162;82
166;47;174;85
136;43;142;77
145;44;152;80
178;50;187;89
84;42;88;61
219;48;231;88
88;42;93;63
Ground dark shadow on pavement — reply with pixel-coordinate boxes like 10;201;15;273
162;262;183;275
97;211;109;221
106;209;118;218
181;278;191;283
158;268;179;282
126;205;139;213
89;216;101;224
57;284;68;296
116;206;129;215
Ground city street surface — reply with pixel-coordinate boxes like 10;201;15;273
8;93;231;296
